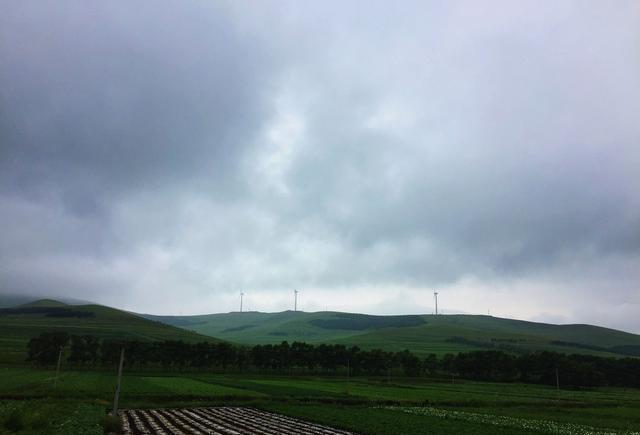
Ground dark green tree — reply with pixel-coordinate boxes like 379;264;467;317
27;332;70;366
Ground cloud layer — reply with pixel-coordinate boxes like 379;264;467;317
1;1;639;331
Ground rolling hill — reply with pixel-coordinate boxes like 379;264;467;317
4;296;639;364
0;299;220;364
143;310;640;358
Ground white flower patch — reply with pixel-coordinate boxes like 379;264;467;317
382;406;640;435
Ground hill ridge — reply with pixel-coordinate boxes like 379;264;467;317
142;310;640;358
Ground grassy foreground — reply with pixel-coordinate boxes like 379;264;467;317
1;366;639;434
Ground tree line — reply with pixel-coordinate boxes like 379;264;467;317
27;332;640;388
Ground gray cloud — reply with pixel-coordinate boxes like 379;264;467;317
1;1;639;331
1;2;273;207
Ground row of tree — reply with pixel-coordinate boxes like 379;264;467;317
27;332;640;388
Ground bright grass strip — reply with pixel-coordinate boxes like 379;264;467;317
383;406;640;435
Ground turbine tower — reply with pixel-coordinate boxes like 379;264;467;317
294;289;299;312
240;291;244;313
434;291;439;315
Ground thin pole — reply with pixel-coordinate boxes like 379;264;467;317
434;291;439;315
54;347;62;388
346;359;350;395
112;348;125;415
294;289;298;312
240;292;244;313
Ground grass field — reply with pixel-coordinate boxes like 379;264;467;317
1;366;639;434
144;310;640;357
0;300;219;364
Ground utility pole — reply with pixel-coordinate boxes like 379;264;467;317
434;291;439;315
294;289;298;312
54;346;63;388
346;358;350;395
112;348;125;416
240;292;244;313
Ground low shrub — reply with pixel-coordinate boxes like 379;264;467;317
102;413;122;434
4;409;26;432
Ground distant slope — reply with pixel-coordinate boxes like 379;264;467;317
0;299;220;364
143;311;424;345
143;311;640;358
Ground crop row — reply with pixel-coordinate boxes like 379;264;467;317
120;406;354;435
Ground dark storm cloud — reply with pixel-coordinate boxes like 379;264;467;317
0;2;272;211
1;1;639;331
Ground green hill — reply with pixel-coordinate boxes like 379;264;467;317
0;299;220;364
143;311;640;358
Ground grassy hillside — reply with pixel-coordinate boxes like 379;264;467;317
144;311;640;357
337;314;640;357
0;299;220;364
145;311;381;344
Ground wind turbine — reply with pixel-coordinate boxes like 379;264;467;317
240;291;244;313
434;291;439;315
294;289;299;312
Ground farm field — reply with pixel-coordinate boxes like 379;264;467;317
1;367;640;434
119;407;353;435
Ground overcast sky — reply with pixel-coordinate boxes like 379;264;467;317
1;1;639;332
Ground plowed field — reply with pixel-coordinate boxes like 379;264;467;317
119;406;354;435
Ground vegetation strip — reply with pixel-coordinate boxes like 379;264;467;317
384;406;640;435
120;407;354;435
24;331;640;389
